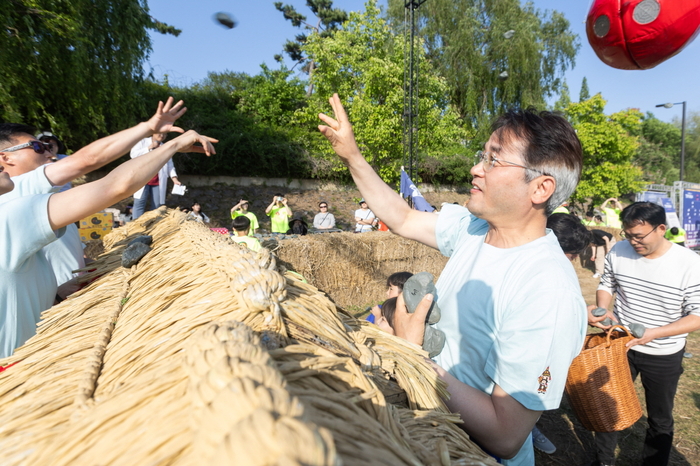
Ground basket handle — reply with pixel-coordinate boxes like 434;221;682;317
604;325;632;348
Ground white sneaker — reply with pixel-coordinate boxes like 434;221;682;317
532;426;556;454
592;273;601;278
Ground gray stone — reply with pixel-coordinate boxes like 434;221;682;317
127;235;153;247
423;325;446;358
628;322;646;339
403;272;441;324
121;242;151;268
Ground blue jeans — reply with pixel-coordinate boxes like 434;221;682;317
132;184;159;219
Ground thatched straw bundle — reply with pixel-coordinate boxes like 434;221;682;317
275;232;449;309
0;207;496;466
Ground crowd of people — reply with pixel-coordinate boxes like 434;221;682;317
2;93;699;466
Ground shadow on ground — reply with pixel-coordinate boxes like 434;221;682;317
534;397;693;466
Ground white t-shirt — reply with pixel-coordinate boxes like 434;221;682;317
313;212;336;229
130;137;177;206
599;240;700;356
434;205;587;466
0;166;85;286
0;194;63;358
354;208;375;233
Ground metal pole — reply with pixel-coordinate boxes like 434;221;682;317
409;4;415;181
403;0;427;183
681;101;686;182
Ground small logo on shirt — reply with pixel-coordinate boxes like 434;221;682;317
538;367;551;394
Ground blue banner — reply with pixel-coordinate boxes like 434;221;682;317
682;189;700;248
400;170;434;212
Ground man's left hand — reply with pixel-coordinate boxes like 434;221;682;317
626;327;657;348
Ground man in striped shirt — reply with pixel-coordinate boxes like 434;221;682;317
589;202;700;466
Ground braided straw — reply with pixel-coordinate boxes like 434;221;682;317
0;208;497;466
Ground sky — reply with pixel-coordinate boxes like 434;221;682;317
144;0;700;124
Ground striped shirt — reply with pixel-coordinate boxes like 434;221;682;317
599;241;700;355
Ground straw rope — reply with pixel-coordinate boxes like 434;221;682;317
0;208;496;466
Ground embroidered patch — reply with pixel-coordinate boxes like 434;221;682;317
537;366;551;394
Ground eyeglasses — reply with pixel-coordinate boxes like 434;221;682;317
319;205;328;209
1;140;50;155
620;225;659;243
474;150;546;175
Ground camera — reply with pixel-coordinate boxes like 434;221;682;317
277;196;283;202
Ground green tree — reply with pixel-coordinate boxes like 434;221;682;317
676;111;700;183
633;113;681;184
274;0;348;95
553;82;571;112
565;94;645;206
387;0;578;143
0;0;179;149
296;0;470;184
579;76;590;101
129;68;310;179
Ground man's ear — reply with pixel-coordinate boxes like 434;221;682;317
0;151;14;170
531;175;556;207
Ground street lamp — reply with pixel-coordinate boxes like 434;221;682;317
655;101;686;182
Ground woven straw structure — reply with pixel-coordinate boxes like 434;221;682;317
564;326;643;433
275;232;449;309
0;207;496;466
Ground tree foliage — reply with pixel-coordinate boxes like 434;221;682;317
633;113;681;184
564;94;644;206
274;0;348;66
579;76;590;102
0;0;178;149
295;0;470;184
123;69;310;178
387;0;578;143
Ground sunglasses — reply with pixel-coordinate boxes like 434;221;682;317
319;205;328;208
2;140;50;155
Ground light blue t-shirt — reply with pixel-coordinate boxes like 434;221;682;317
0;194;63;358
433;204;587;466
0;165;85;286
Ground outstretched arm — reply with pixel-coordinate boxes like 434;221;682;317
44;97;199;187
47;131;217;230
318;94;437;248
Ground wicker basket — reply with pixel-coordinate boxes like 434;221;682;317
564;326;643;432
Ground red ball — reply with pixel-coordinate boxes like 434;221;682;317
586;0;700;70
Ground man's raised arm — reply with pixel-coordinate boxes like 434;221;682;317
44;97;195;187
46;130;216;230
318;94;438;248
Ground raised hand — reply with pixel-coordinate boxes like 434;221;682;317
147;96;188;135
318;94;363;165
172;130;217;157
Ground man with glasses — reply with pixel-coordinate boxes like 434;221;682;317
0;98;187;295
588;202;700;466
318;94;587;465
0;107;216;358
313;201;336;230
